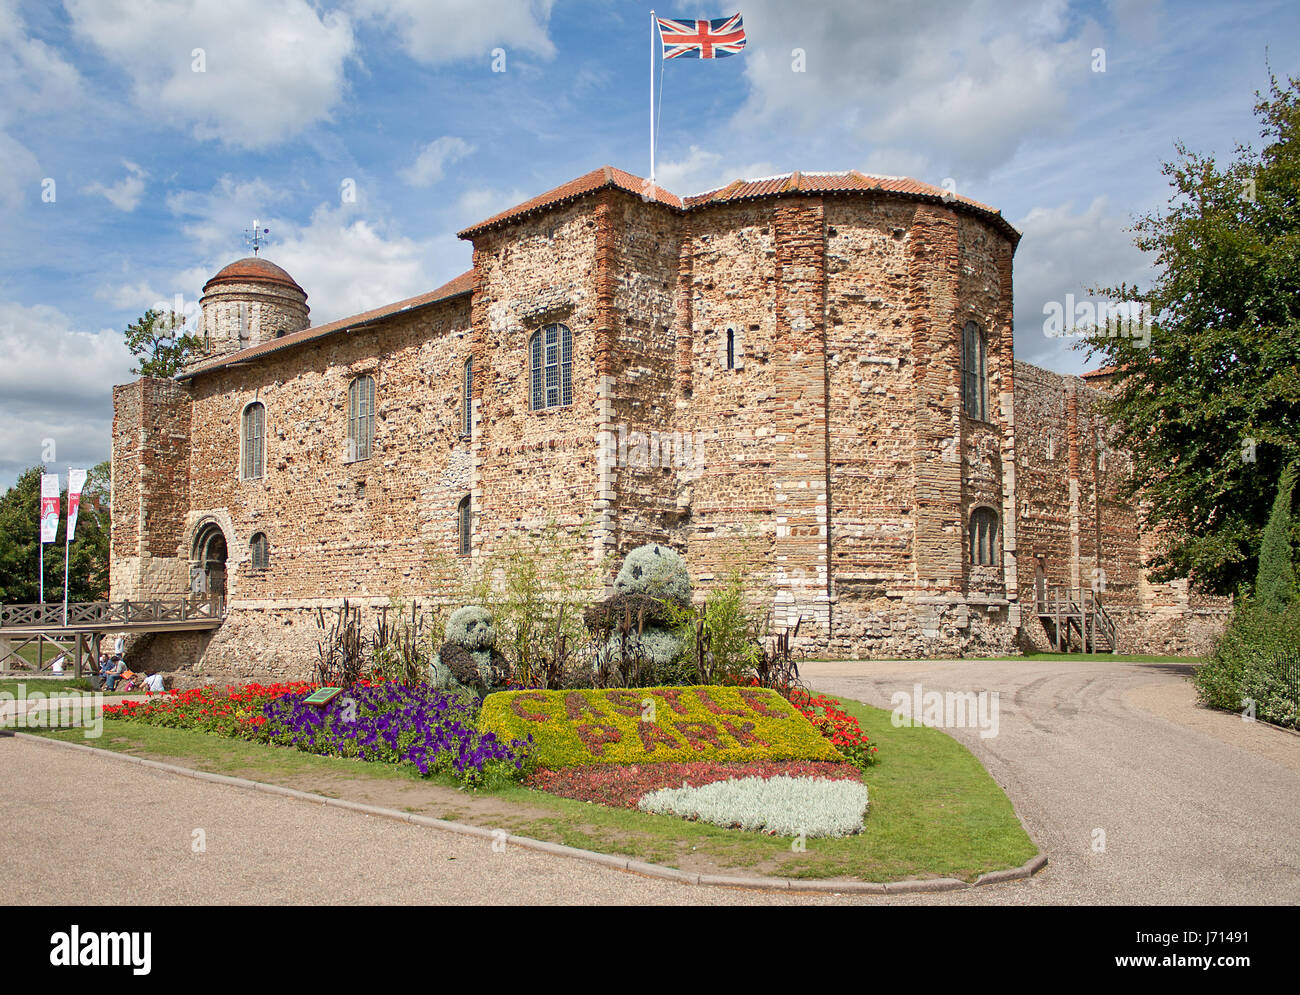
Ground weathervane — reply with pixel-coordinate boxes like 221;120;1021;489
244;218;271;255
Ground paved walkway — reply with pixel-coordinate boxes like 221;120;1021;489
2;659;1295;904
801;658;1300;904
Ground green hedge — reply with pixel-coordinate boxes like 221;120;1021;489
1194;600;1300;728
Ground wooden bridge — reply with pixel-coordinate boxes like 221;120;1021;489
1036;586;1118;653
0;597;225;676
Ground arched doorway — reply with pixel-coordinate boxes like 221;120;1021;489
192;522;228;605
1034;561;1048;614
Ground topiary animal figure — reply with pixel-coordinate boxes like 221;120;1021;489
589;544;692;684
426;606;509;698
613;543;691;605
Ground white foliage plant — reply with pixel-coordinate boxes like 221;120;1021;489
637;775;869;838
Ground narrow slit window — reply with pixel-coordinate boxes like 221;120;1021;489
348;375;375;461
969;507;1000;566
457;495;472;555
241;402;265;480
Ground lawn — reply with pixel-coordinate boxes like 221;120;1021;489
0;676;97;696
31;693;1037;883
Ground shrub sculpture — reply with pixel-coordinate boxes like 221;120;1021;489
427;606;510;698
585;544;691;679
479;685;844;767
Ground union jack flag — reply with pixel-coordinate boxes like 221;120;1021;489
656;13;747;59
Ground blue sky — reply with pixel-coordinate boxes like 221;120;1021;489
1;0;1296;488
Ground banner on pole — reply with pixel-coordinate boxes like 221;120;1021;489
40;473;60;544
66;468;87;542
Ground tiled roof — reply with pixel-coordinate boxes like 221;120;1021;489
202;256;304;294
459;166;1018;241
179;269;474;380
457;166;684;238
1081;365;1119;379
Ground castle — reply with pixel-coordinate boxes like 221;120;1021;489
109;166;1227;681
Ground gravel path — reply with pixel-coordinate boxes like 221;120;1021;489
3;658;1294;904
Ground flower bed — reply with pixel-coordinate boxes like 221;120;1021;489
262;682;528;783
104;682;312;737
104;680;529;786
479;685;844;767
788;687;879;768
524;759;864;809
638;775;870;838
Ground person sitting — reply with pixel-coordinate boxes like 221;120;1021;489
143;671;165;694
104;655;127;692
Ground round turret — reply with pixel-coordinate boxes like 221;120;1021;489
197;256;309;362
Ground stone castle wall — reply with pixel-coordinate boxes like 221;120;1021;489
109;184;1225;682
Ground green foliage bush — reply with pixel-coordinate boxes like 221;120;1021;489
1195;599;1300;727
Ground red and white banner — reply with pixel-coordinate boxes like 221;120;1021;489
66;468;87;542
40;473;60;544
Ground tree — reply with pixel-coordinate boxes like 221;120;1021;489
1256;463;1297;612
0;464;111;604
125;308;202;378
1084;74;1300;596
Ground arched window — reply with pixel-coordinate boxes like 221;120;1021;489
961;321;988;420
347;375;375;461
726;328;736;370
249;532;269;571
241;402;265;480
529;323;572;410
457;495;472;556
462;357;473;436
969;507;1000;566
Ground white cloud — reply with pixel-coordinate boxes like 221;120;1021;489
400;136;474;187
0;0;83;209
65;0;355;148
167;176;284;256
734;0;1098;179
352;0;556;62
1011;196;1152;370
0;300;133;485
166;175;470;325
269;202;468;323
654;146;776;197
86;159;148;211
452;185;530;228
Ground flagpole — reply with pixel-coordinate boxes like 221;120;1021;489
650;10;656;187
63;466;71;627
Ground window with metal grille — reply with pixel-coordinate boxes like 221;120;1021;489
347;375;375;461
241;402;265;480
726;328;736;370
462;357;473;435
529;323;572;410
961;321;988;420
457;495;472;555
969;507;1000;566
249;532;269;570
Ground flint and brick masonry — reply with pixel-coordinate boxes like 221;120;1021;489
110;167;1227;683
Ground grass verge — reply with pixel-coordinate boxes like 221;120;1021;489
30;694;1036;883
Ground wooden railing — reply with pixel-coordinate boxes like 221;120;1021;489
1035;586;1117;653
0;597;225;629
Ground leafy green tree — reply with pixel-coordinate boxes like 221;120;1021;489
125;308;202;378
1083;75;1300;596
1256;463;1297;612
0;464;111;604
